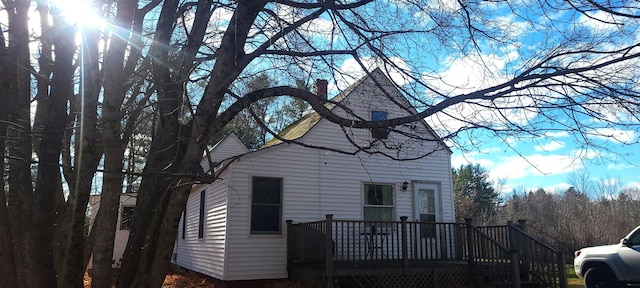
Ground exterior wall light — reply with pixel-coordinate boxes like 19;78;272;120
402;181;409;191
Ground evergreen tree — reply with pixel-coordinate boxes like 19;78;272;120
452;164;500;224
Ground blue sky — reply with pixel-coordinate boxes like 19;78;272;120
450;132;640;196
20;0;637;196
315;1;640;197
331;56;640;196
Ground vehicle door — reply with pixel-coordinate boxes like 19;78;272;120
619;227;640;281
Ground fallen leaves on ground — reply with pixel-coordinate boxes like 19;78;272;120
162;272;216;287
83;268;302;288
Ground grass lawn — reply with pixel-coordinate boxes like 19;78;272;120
567;264;583;288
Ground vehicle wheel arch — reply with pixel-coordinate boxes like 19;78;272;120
582;261;614;276
584;264;623;288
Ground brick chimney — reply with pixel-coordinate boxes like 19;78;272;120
313;79;328;99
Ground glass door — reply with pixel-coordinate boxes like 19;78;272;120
413;183;440;259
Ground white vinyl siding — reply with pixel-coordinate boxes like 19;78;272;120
87;193;137;268
220;121;453;281
174;170;229;279
250;177;283;234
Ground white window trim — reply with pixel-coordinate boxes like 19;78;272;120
363;182;395;221
250;176;283;235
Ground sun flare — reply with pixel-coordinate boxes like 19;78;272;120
51;0;104;28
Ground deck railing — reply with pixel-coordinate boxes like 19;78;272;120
465;219;519;287
508;224;568;288
477;221;568;288
287;216;568;288
287;216;467;267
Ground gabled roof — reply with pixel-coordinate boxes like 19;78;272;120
209;133;248;154
262;69;376;148
263;68;451;154
262;112;322;148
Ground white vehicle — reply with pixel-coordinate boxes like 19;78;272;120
574;225;640;288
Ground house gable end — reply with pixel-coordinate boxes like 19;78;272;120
263;68;449;154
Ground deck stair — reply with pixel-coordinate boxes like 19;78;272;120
473;220;568;288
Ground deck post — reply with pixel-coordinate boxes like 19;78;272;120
400;216;408;273
557;251;568;288
325;214;334;288
515;220;531;279
465;218;475;267
510;249;521;288
507;221;515;250
517;219;527;232
286;220;293;270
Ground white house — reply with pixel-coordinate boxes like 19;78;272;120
87;193;137;268
173;69;455;285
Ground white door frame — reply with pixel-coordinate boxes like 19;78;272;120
412;182;442;259
412;182;441;222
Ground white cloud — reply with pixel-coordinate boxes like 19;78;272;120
334;57;413;90
451;153;495;169
592;127;636;143
301;16;334;38
600;177;618;187
493;154;583;180
607;163;634;170
534;140;564;152
578;10;622;33
421;51;542;135
480;147;501;154
457;153;584;186
544;182;572;193
426;53;507;94
626;181;640;190
455;151;586;195
543;131;569;138
438;0;461;12
212;6;234;23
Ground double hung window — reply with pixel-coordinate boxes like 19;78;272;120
363;183;394;221
251;177;283;234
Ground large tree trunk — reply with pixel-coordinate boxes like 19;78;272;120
55;19;103;287
90;1;137;287
0;47;19;288
119;2;268;286
0;9;17;287
116;121;189;288
2;0;34;287
143;146;204;288
30;12;76;288
116;1;183;286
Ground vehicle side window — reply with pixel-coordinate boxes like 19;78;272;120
627;230;640;246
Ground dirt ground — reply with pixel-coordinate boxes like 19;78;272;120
83;267;302;288
83;270;216;287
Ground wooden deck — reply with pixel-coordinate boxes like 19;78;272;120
286;216;568;288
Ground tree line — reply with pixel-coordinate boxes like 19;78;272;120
454;164;640;255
